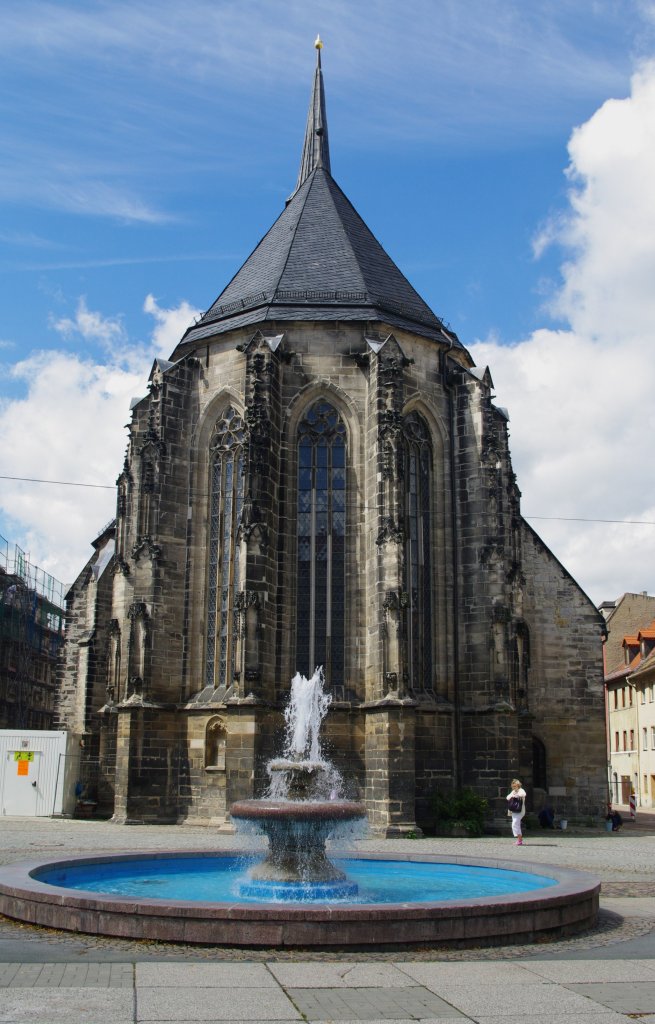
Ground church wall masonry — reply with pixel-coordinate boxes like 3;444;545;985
57;47;607;832
59;319;607;831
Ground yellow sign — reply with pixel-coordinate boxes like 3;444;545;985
13;751;34;762
17;760;29;776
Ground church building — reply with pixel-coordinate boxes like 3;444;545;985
58;43;608;833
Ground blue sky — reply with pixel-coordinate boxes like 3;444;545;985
1;0;655;603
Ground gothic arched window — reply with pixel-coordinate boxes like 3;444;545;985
205;407;245;690
296;400;346;690
403;412;433;692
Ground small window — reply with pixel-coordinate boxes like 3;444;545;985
650;686;654;703
644;775;648;796
644;727;648;751
614;690;618;709
629;688;633;707
630;729;635;750
615;731;620;752
623;730;628;751
622;688;626;707
651;726;655;749
641;689;646;705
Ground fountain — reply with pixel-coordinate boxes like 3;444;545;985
230;668;366;899
0;668;601;947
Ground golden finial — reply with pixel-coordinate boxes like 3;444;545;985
314;34;323;50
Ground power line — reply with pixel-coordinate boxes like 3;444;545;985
2;475;654;527
524;515;655;526
0;475;114;491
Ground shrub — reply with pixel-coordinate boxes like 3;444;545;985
430;787;489;836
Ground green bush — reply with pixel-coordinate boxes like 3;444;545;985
430;787;489;836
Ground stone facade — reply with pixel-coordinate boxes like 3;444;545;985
57;50;608;832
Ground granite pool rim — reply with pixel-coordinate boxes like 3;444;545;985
0;849;601;949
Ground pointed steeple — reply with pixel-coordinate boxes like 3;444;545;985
177;39;464;355
293;35;331;194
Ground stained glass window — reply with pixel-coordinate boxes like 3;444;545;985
296;401;346;691
404;412;433;692
206;407;245;690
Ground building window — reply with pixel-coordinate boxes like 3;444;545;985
295;400;346;689
623;730;627;751
630;729;635;750
613;689;618;709
644;727;648;751
651;726;655;749
403;412;434;693
615;731;620;752
644;774;648;795
629;687;633;707
650;686;654;703
205;407;245;690
641;689;646;705
622;688;626;707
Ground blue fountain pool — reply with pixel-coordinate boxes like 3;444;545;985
34;855;557;905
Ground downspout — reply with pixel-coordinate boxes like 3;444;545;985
443;339;462;790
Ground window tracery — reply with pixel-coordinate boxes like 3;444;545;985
205;407;245;690
295;400;346;691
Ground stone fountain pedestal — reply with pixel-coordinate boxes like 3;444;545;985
231;757;366;898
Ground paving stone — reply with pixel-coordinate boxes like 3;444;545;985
0;962;133;987
396;961;539;985
136;985;302;1021
566;980;655;1014
523;958;655;982
136;962;278;987
269;963;419;988
473;1014;629;1024
287;986;466;1020
414;980;606;1018
0;987;134;1023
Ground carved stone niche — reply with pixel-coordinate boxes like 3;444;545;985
376;516;405;547
238;494;268;551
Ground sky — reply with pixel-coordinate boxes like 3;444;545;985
1;0;654;606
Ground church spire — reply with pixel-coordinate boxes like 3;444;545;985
293;35;331;194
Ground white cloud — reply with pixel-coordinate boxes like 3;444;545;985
0;295;199;586
143;294;200;359
471;62;655;604
51;297;126;347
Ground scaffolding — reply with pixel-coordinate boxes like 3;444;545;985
0;535;65;729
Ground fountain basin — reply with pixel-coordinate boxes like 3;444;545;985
231;798;366;888
0;851;600;948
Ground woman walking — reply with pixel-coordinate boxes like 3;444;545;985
506;778;526;845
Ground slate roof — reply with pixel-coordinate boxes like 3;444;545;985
177;47;462;353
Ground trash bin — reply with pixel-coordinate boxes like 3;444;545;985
560;819;568;830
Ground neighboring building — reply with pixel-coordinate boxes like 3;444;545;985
58;44;608;833
56;522;116;813
603;592;655;808
632;642;655;808
601;592;655;673
0;537;65;731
